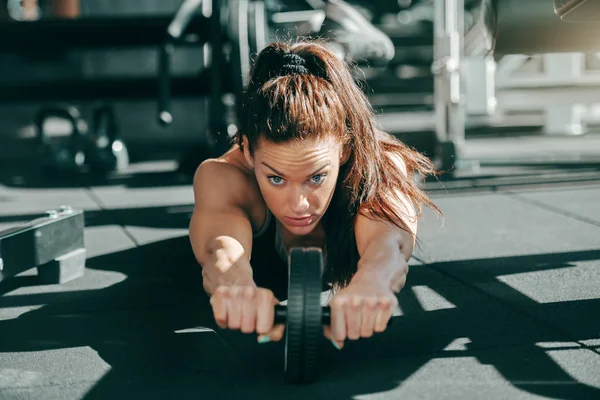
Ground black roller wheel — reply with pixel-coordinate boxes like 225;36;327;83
284;247;324;384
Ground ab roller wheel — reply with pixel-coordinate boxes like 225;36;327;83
274;247;325;384
212;248;394;384
272;247;393;384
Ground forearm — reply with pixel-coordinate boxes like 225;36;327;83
352;235;409;293
193;234;256;295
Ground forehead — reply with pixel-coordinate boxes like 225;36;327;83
255;136;341;163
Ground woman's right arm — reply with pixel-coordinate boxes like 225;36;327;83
189;160;285;341
189;160;257;295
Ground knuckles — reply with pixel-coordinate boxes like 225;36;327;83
330;293;398;311
210;286;278;335
242;286;255;300
328;291;397;341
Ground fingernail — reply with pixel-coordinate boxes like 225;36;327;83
330;339;341;350
258;336;271;344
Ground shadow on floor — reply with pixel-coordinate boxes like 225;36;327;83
0;237;598;399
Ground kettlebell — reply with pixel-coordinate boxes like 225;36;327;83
86;104;129;174
34;106;88;176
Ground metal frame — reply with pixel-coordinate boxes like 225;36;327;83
495;53;600;135
432;0;465;171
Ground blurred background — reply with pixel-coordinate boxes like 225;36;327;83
0;0;599;187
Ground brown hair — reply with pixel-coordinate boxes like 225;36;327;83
236;39;441;290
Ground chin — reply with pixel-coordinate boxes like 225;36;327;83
285;223;316;236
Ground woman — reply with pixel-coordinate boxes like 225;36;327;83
189;39;441;350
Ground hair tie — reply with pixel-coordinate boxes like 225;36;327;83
279;53;310;75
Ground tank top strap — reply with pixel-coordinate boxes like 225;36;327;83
274;221;289;263
253;206;273;239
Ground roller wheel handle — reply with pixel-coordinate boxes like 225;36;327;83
273;304;393;327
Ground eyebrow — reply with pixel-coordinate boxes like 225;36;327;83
262;162;331;178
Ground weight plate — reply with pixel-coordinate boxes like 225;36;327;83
284;247;324;384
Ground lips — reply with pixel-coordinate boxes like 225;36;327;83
284;216;313;227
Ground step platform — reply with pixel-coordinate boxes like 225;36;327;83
0;206;86;285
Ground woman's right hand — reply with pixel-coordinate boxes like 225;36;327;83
209;285;285;343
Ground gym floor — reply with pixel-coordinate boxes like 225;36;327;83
1;143;599;399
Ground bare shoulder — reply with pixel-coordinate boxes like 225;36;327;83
375;129;408;175
192;152;259;212
357;130;416;229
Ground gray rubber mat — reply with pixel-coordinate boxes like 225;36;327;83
0;176;598;399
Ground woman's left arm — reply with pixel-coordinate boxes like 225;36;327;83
325;212;416;349
352;151;417;292
351;207;415;293
325;155;418;349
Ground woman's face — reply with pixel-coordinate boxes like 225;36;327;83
245;135;346;236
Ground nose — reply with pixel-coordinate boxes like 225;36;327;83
289;186;309;215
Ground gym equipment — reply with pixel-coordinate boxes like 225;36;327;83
247;0;268;57
555;0;600;21
494;53;600;136
272;247;392;384
464;0;600;57
158;0;266;126
432;0;465;173
157;0;205;126
493;0;600;55
0;206;86;285
0;14;210;51
273;247;324;384
0;12;209;104
318;0;396;66
156;2;263;108
35;105;88;176
86;103;130;173
206;0;230;155
159;0;270;169
228;0;270;120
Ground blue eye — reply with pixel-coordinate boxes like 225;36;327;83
311;174;327;185
268;176;285;186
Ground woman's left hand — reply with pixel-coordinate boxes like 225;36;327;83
324;277;398;350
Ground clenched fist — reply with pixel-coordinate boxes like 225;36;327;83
209;285;285;343
324;278;397;349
